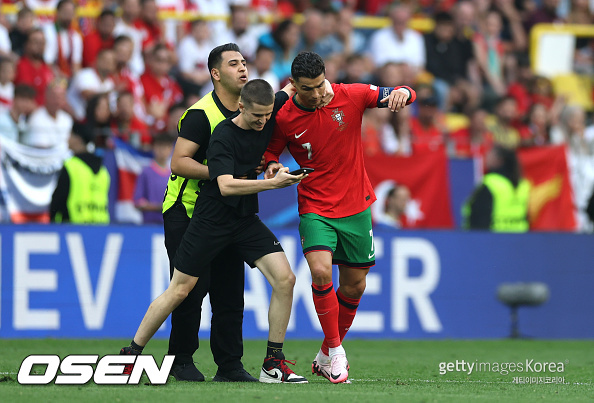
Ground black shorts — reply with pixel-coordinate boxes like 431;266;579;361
174;212;283;278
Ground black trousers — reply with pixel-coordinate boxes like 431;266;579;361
163;203;245;371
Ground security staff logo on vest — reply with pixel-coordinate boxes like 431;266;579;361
62;156;110;224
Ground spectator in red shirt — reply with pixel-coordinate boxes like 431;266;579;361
111;91;150;150
135;0;164;51
15;29;54;106
410;95;446;153
506;54;533;116
112;35;146;122
83;9;116;68
140;44;183;133
450;108;493;158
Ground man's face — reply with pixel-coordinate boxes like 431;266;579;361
150;49;171;77
27;32;45;59
117;94;134;120
47;82;67;109
14;96;36;116
141;0;158;23
239;101;274;131
57;2;75;28
97;50;116;75
98;15;115;37
496;99;516;124
214;51;248;94
114;40;133;64
291;74;326;109
231;7;249;33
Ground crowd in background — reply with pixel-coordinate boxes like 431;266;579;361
0;0;592;229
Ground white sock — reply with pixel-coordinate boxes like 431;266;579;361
317;348;330;363
329;345;345;358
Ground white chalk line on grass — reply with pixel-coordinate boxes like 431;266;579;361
348;378;592;386
1;372;591;386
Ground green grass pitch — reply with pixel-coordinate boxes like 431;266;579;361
1;339;592;402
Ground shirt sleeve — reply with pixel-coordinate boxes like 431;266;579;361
343;83;382;113
264;124;288;166
178;109;211;147
207;130;235;181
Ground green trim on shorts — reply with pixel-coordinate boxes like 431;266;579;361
298;207;375;268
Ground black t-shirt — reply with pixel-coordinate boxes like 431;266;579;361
424;32;474;84
199;91;289;218
178;91;236;164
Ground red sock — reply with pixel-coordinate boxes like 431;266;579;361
337;288;360;342
321;288;360;355
312;282;340;355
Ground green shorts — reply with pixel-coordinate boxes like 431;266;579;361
299;207;375;268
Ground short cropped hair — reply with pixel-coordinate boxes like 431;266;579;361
207;43;240;72
240;79;274;108
291;51;325;81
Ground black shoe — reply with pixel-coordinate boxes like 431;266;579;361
170;362;205;382
119;346;140;375
212;367;258;382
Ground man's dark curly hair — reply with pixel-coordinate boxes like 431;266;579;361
291;51;325;81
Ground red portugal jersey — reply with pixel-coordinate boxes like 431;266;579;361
265;83;415;218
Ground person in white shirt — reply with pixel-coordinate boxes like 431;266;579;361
0;84;36;143
23;79;73;149
0;58;15;114
219;3;268;62
367;4;425;73
42;0;83;77
0;14;11;58
177;19;214;96
247;45;279;91
189;0;232;43
113;0;145;75
66;48;116;120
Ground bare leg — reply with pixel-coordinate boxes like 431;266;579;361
337;266;368;299
133;268;198;347
254;252;296;343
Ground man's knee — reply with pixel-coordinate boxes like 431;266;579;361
340;277;366;298
168;280;196;303
309;263;332;284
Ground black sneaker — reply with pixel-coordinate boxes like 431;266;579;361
119;346;140;375
170;362;205;382
212;367;258;382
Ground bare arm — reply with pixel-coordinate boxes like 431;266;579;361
217;167;305;196
170;137;209;180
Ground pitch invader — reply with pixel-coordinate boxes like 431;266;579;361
264;51;416;383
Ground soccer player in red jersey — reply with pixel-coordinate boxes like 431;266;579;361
264;52;416;384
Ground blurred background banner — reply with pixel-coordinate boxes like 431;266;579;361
103;138;154;224
0;138;69;224
365;149;455;228
518;145;576;231
1;225;592;339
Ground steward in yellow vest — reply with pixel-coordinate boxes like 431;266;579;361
50;123;110;223
162;91;226;217
463;146;530;232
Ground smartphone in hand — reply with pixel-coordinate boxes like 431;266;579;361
289;168;315;175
